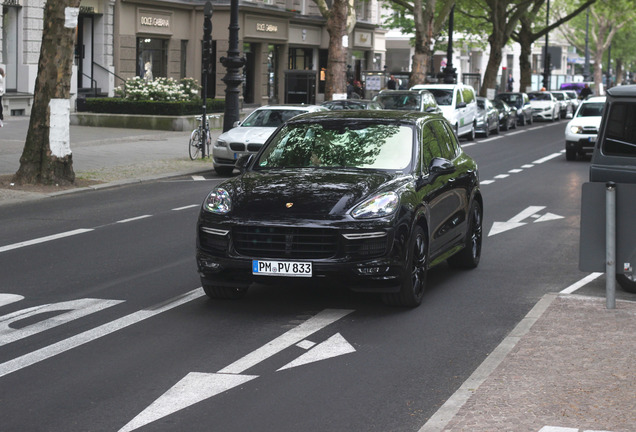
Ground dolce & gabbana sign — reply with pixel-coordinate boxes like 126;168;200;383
136;8;173;35
245;15;288;41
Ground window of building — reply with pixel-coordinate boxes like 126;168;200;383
181;40;188;79
289;47;313;70
2;5;19;91
136;37;168;80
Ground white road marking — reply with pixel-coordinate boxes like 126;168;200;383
494;174;509;179
533;153;562;164
479;136;502;143
480;180;495;185
560;272;603;294
521;164;534;168
120;309;354;432
172;204;199;211
191;175;206;181
219;308;354;374
489;206;546;236
0;294;24;308
116;215;152;224
509;169;523;173
0;228;94;254
0;288;205;379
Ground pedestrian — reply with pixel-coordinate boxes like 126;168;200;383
0;67;5;128
507;75;514;92
580;84;592;100
387;75;397;90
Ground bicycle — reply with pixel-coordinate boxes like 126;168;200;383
189;115;212;160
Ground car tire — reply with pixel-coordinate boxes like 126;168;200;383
382;225;428;308
529;114;533;125
214;166;235;176
203;283;248;299
467;123;476;141
448;200;482;269
494;120;500;134
520;114;526;126
617;274;636;293
565;148;577;161
483;124;490;137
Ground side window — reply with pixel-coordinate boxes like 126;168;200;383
421;123;442;171
430;120;457;160
455;89;463;107
603;102;636;157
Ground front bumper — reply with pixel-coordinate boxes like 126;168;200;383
565;135;596;154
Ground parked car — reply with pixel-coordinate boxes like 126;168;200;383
373;90;441;115
491;98;517;131
475;97;499;136
409;83;478;140
321;99;383;110
565;96;606;161
196;110;483;307
564;90;580;113
212;104;328;176
528;91;560;121
588;85;636;293
551;90;574;118
495;92;533;126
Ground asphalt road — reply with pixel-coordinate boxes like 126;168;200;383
0;119;629;432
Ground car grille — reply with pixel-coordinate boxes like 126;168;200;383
581;126;598;134
233;226;338;259
229;143;263;152
229;142;246;151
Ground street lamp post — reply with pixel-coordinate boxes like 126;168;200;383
220;0;246;133
201;1;213;158
442;5;457;84
542;0;551;90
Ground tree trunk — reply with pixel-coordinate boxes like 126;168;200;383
480;33;506;97
517;19;534;94
13;0;80;186
324;0;349;101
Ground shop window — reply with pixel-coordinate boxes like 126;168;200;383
137;38;168;80
289;47;313;70
318;49;328;94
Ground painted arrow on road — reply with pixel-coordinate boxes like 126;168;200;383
488;206;564;236
119;309;355;432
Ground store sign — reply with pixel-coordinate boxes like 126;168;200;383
2;0;21;6
80;0;99;14
136;9;173;35
355;31;373;48
256;23;278;33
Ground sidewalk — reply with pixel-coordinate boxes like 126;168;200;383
0;116;222;204
1;117;635;432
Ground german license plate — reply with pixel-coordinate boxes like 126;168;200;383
252;260;312;277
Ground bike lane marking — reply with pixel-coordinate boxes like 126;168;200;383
0;288;205;379
0;228;94;254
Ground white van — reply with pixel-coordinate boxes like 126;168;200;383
410;83;478;140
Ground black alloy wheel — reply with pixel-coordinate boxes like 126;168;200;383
617;274;636;293
382;225;428;307
448;200;482;269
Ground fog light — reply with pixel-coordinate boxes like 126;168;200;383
357;266;389;275
200;259;222;270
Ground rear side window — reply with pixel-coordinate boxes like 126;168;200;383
461;87;475;104
603;102;636;157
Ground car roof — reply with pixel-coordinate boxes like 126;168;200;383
582;96;606;103
284;109;444;124
606;85;636;97
255;105;326;111
410;83;467;90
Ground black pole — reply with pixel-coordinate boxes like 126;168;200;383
607;40;612;89
542;0;550;90
220;0;246;133
202;1;212;158
442;6;456;84
584;7;590;81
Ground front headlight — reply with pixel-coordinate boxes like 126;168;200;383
216;139;227;148
351;192;399;219
569;125;583;134
204;188;232;214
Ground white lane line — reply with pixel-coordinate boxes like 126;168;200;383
509;169;523;173
172;204;199;211
480;180;495;185
494;174;509;179
533;153;562;164
0;229;94;254
461;142;477;147
116;215;152;224
505;130;525;136
192;175;206;181
0;288;205;379
560;272;603;294
479;136;503;143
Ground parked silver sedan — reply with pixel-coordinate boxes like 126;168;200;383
212;105;327;176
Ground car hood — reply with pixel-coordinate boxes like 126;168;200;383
567;116;602;129
530;100;554;108
223;169;400;219
218;126;278;144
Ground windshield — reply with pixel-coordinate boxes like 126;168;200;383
529;93;552;101
577;102;604;117
427;89;453;106
375;94;421;110
499;94;521;107
255;122;414;171
241;109;306;127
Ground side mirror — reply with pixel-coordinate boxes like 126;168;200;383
233;121;241;128
429;157;455;176
235;154;254;173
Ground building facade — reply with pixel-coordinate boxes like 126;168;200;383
0;0;386;116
